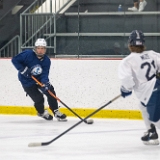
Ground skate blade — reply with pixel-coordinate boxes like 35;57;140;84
143;139;159;145
56;118;68;122
38;116;53;121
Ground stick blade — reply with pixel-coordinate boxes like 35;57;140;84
28;142;42;147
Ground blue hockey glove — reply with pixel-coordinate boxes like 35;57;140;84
20;66;31;78
120;86;132;98
41;82;52;94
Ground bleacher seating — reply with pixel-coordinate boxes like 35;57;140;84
0;0;34;48
0;0;160;56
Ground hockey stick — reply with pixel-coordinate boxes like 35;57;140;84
28;94;121;147
31;76;94;124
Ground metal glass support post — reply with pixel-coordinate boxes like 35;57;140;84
54;0;56;54
20;14;22;52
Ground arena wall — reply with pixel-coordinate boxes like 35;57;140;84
0;59;142;119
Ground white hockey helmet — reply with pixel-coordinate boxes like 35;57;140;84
35;38;47;47
34;38;47;57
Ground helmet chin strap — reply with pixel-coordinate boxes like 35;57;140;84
33;49;45;58
36;54;44;58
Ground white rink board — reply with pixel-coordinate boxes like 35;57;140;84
0;59;139;110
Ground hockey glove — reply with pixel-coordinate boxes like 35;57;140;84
20;66;31;78
41;82;52;94
120;86;132;98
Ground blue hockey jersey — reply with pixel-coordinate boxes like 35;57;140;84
12;49;51;87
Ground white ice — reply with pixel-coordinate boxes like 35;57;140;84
0;115;160;160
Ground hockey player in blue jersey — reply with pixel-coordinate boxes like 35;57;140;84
12;38;67;121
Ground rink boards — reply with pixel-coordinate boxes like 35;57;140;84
0;58;142;119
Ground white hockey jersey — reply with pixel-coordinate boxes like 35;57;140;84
118;50;160;105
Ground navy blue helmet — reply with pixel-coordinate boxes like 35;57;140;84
128;30;145;46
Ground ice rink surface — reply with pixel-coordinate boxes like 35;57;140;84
0;115;160;160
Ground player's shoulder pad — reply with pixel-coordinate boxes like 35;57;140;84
19;49;34;55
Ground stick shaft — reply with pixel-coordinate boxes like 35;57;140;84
42;94;121;146
31;76;91;124
28;94;121;147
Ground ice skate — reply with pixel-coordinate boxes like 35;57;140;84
38;110;53;120
54;109;67;122
141;124;159;145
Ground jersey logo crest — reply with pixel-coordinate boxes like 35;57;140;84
31;65;43;75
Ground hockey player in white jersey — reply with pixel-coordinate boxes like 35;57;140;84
118;30;160;145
